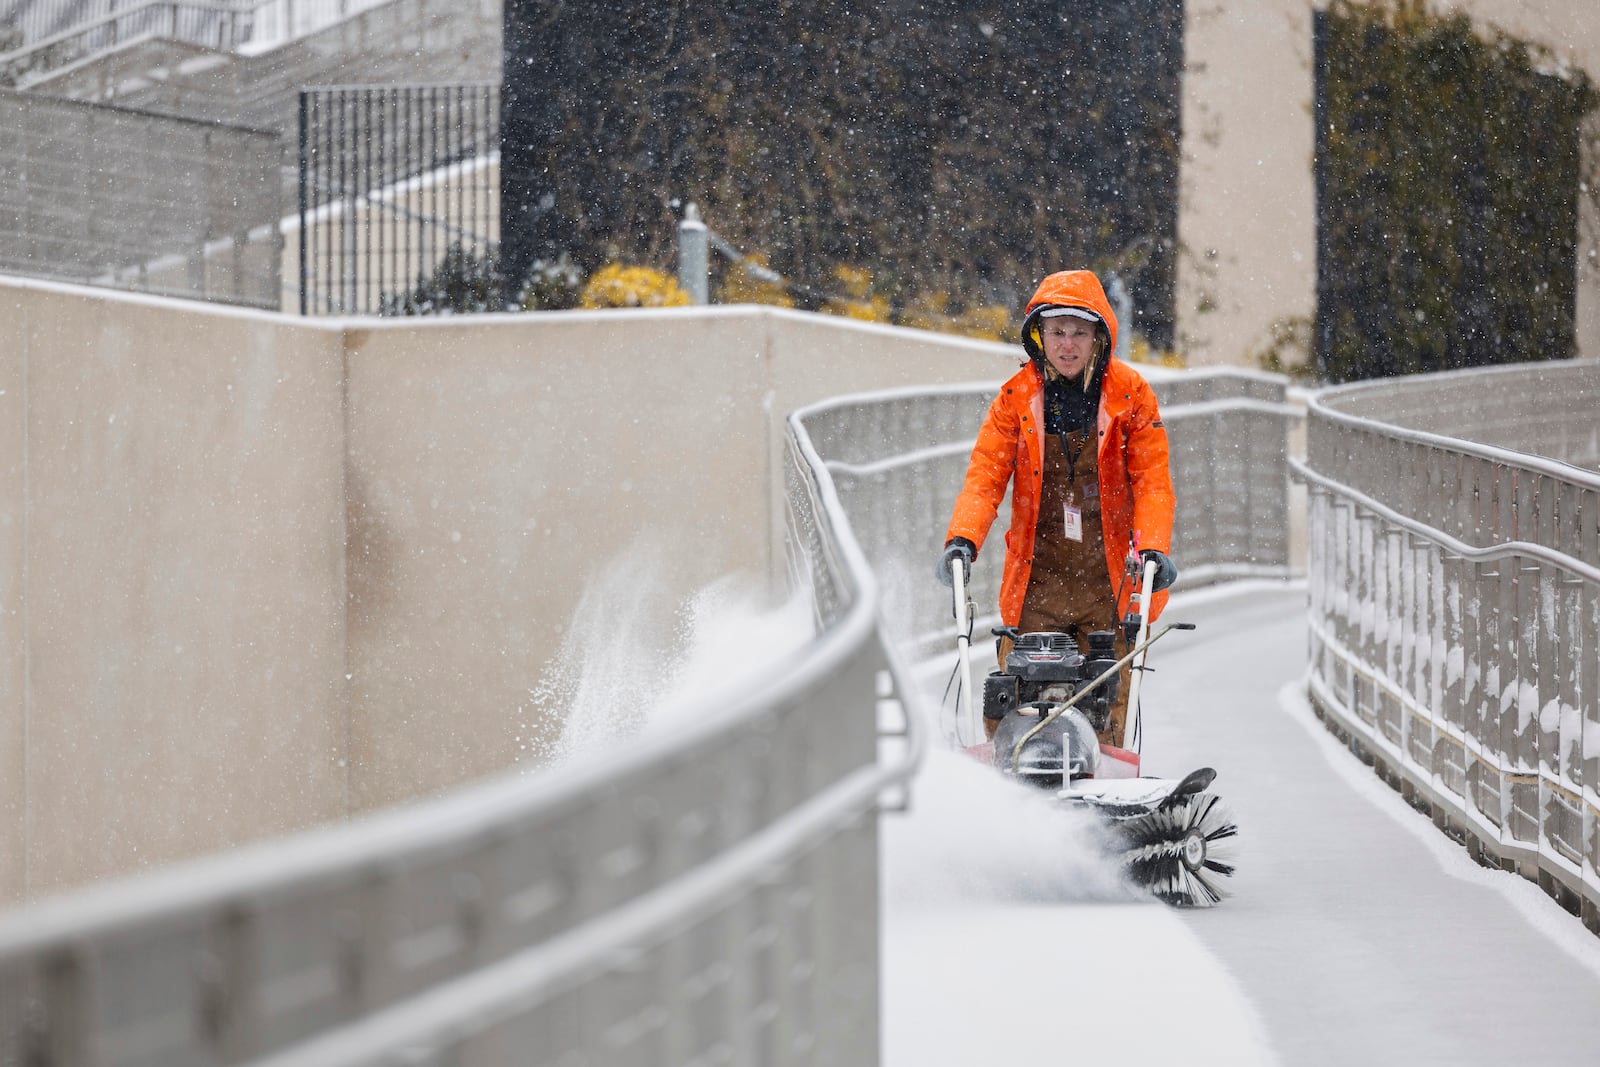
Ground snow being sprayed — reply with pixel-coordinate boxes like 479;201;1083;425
878;551;1139;908
525;545;815;768
637;575;816;742
883;743;1138;909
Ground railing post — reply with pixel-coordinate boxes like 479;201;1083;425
298;88;309;315
678;202;709;305
1105;271;1132;362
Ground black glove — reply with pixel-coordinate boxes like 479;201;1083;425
1139;548;1177;592
936;538;976;587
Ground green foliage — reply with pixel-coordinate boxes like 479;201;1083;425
1253;316;1318;384
382;245;585;316
1317;0;1599;382
516;254;584;311
381;243;506;316
502;1;1184;346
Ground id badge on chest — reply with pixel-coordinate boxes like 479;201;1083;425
1063;497;1084;542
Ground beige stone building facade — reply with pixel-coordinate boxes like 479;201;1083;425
1178;0;1600;368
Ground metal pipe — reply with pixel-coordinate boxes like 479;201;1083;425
677;202;709;304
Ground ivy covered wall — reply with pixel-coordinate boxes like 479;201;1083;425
1314;0;1599;382
502;1;1184;347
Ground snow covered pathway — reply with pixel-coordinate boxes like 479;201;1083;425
886;580;1600;1066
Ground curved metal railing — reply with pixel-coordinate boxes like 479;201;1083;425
1297;360;1600;929
0;406;928;1066
7;351;1587;1062
0;361;1301;1065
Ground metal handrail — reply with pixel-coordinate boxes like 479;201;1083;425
1310;370;1600;489
232;765;917;1067
822;391;1303;480
0;0;402;84
1290;456;1600;584
1300;360;1600;926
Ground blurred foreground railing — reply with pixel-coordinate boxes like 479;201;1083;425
1297;360;1600;931
0;406;926;1065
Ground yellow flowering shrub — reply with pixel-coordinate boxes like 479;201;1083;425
950;303;1013;342
898;290;953;333
820;264;891;322
901;291;1012;342
578;264;691;309
824;295;894;322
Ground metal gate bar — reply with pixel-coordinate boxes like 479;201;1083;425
298;82;499;316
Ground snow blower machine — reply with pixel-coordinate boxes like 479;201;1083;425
946;553;1238;907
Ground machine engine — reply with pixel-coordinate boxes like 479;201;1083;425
982;629;1121;788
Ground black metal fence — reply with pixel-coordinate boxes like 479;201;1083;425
297;82;499;316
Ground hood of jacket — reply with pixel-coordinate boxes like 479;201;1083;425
1020;269;1119;364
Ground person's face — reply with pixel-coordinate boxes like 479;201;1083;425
1040;315;1097;378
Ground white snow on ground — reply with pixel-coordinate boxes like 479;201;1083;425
1120;581;1600;1065
887;578;1600;1066
1278;678;1600;984
881;745;1278;1067
883;584;1279;1067
885;905;1275;1067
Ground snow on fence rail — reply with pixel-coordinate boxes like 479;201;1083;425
1297;359;1600;932
0;409;926;1065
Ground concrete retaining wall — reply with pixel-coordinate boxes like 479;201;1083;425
0;280;346;902
0;277;1016;905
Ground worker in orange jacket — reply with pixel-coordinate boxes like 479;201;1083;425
938;269;1177;747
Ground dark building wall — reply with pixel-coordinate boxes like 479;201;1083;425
502;1;1184;345
1314;1;1596;382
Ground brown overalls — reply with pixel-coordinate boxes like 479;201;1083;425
992;426;1134;746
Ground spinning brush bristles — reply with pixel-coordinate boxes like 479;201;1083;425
1114;792;1238;908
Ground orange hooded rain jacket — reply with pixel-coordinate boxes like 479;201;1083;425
945;270;1176;626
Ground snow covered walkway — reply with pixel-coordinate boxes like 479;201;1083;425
886;580;1600;1066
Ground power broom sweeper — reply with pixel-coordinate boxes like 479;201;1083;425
945;552;1238;907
